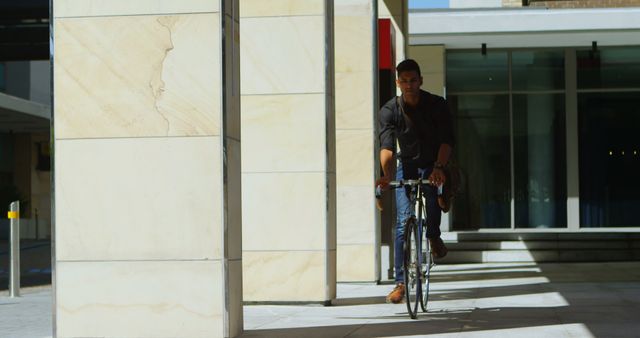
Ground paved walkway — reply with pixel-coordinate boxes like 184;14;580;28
2;262;640;337
243;262;640;338
0;286;52;338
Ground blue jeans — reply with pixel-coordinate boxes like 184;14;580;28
394;161;442;283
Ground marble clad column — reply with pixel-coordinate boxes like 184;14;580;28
335;0;379;282
240;0;336;302
53;1;241;337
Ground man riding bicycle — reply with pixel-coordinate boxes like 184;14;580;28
376;59;455;304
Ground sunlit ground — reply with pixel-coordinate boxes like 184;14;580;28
242;262;640;337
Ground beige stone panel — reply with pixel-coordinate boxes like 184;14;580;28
337;186;375;245
335;0;373;16
55;137;221;261
243;251;330;302
241;16;325;95
55;14;220;139
335;71;374;130
241;94;326;173
54;0;219;17
336;129;375;186
409;45;445;74
240;0;324;17
335;16;373;73
422;72;445;97
242;172;327;251
56;261;223;337
337;244;376;282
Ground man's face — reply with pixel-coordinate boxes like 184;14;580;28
396;70;422;97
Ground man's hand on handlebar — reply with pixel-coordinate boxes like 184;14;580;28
374;175;391;211
375;175;391;190
429;168;446;187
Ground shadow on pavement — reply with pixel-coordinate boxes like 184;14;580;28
244;262;640;338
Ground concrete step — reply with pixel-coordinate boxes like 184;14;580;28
441;232;640;242
437;232;640;263
445;240;634;250
439;248;640;264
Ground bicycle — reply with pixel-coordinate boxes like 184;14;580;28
377;178;435;319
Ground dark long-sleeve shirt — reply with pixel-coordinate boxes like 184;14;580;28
379;90;455;167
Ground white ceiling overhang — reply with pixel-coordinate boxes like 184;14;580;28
0;92;50;133
409;7;640;49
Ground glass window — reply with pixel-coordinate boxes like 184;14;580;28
449;94;511;229
512;51;564;91
579;92;640;227
0;134;16;207
0;63;5;92
577;47;640;89
447;51;508;92
513;94;567;228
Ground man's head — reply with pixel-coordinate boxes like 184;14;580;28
396;59;423;99
396;59;421;78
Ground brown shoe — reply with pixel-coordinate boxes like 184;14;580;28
429;237;448;259
386;283;405;304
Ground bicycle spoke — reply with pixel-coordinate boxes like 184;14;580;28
420;230;432;312
404;219;420;319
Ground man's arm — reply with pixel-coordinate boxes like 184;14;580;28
430;97;455;186
377;148;394;189
430;143;452;186
436;143;452;168
375;148;394;211
377;103;396;189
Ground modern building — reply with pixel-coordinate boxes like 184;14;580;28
0;0;51;241
407;0;640;263
4;0;637;336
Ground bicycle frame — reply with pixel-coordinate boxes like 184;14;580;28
377;178;434;318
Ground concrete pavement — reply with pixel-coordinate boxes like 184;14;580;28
2;262;640;337
0;286;52;338
242;262;640;337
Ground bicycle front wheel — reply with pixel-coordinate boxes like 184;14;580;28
420;229;432;312
403;218;421;319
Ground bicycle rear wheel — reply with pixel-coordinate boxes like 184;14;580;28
403;218;421;319
420;227;432;312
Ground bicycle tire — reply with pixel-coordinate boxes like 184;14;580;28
420;225;432;312
403;217;421;319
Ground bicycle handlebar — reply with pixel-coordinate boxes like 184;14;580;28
375;179;433;199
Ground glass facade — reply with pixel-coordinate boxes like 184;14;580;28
578;92;640;227
513;93;566;228
447;52;508;92
0;63;5;92
448;94;511;229
577;48;640;89
447;46;640;230
447;50;567;229
577;47;640;227
512;51;564;91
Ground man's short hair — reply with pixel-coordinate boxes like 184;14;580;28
396;59;421;77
